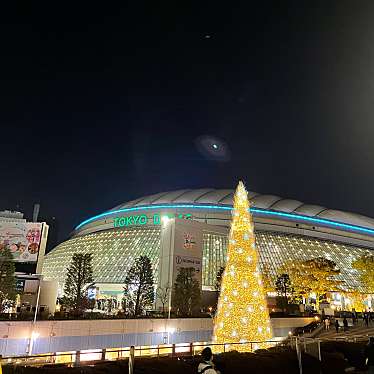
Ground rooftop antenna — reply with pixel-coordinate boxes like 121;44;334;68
33;204;40;222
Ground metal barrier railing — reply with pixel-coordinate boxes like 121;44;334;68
0;339;282;368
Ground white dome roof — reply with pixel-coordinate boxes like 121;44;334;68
108;188;374;230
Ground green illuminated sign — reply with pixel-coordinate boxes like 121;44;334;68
113;213;192;228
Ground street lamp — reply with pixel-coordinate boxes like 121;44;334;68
28;331;40;356
161;215;173;319
161;215;171;226
27;275;42;356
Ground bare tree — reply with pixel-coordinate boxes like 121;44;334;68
156;285;170;315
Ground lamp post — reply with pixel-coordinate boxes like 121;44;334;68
28;331;40;356
33;279;41;325
27;275;42;356
161;216;173;320
160;215;175;348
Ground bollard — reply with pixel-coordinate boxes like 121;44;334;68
75;350;80;367
101;348;106;361
129;346;135;374
189;342;193;356
172;344;176;357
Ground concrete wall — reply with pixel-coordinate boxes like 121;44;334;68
271;317;315;337
0;318;212;356
0;317;314;357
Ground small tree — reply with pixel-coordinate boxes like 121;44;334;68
275;273;293;313
343;290;366;312
156;285;170;315
352;254;374;294
285;257;342;310
63;253;94;315
0;247;16;312
124;256;154;316
173;267;201;316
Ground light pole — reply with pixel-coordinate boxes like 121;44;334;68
27;275;42;356
28;331;40;356
33;279;41;325
160;215;174;346
161;216;173;320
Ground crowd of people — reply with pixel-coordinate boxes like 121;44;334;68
321;312;374;372
322;310;374;333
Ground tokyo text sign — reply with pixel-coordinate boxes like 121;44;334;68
113;213;192;228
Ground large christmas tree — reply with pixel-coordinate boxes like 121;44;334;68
213;181;272;351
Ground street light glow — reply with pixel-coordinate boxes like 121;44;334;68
161;216;171;225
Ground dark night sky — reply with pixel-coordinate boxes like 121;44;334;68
1;1;374;243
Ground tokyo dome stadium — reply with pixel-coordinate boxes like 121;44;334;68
42;189;374;299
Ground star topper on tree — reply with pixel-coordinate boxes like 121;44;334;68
213;181;272;352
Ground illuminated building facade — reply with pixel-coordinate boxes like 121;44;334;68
42;189;374;299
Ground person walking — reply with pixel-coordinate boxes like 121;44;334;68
343;317;348;332
365;337;374;374
198;347;219;374
352;311;356;325
335;319;339;333
326;318;330;330
365;314;370;328
324;318;330;330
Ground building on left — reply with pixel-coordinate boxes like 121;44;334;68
0;210;57;314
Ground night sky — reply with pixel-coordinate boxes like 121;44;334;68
1;2;374;244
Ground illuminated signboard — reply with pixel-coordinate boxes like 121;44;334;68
0;222;43;263
113;213;192;228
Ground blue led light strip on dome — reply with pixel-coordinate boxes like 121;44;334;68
75;204;374;236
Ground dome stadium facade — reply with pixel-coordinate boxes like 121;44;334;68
42;189;374;302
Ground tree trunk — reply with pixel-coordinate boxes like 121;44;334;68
135;285;142;316
76;259;82;313
283;285;287;313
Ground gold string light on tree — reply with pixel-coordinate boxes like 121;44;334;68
213;181;272;352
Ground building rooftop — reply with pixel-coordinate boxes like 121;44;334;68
108;188;374;230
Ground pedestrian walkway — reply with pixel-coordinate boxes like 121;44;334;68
317;320;374;341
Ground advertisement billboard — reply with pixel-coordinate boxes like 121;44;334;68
0;222;43;262
157;219;206;311
172;220;203;285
